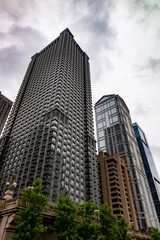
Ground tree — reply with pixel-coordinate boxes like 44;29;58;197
53;195;78;240
98;203;119;240
53;196;133;240
98;204;133;240
12;178;49;240
148;227;160;240
77;201;99;240
117;217;133;240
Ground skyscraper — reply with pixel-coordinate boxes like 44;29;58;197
133;122;160;223
95;94;159;229
0;92;12;135
0;28;99;205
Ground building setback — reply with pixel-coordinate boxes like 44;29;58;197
0;28;100;205
98;152;139;230
95;94;159;229
0;92;13;135
133;122;160;223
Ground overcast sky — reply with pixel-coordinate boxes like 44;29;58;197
0;0;160;176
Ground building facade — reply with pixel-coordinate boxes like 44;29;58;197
133;122;160;223
98;152;139;230
95;94;159;229
0;92;12;135
0;28;100;205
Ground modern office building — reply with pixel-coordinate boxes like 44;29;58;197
133;122;160;223
98;151;139;230
0;92;12;135
0;28;100;205
95;94;159;229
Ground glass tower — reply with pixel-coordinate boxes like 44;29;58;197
133;122;160;223
95;94;159;229
0;28;100;205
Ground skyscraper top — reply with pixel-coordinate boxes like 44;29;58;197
60;28;74;38
32;28;89;59
95;94;129;113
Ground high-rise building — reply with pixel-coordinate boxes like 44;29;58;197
133;122;160;223
95;94;159;229
98;152;139;230
0;92;12;135
0;28;99;205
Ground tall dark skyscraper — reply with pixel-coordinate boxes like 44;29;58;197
0;28;99;205
133;122;160;223
95;94;159;229
0;92;12;135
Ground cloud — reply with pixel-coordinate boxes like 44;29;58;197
132;0;160;10
0;45;22;75
69;0;117;86
149;58;160;70
0;0;38;33
133;103;150;116
151;145;160;156
0;24;46;100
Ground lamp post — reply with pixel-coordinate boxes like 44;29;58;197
4;174;17;200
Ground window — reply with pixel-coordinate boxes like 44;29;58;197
112;115;118;123
114;124;120;131
112;204;122;208
116;134;122;142
96;106;101;113
110;100;115;107
98;130;104;138
57;148;61;153
113;210;123;214
53;186;57;192
97;114;104;121
98;122;103;129
111;108;117;114
118;144;124;153
99;139;105;148
54;177;58;183
51;144;55;150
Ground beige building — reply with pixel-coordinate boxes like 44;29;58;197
98;151;139;230
0;92;12;135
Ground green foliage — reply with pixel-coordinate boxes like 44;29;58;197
140;228;146;232
117;217;133;240
53;196;133;240
98;204;133;240
148;227;160;240
77;201;99;240
12;178;49;240
53;194;78;240
98;203;119;240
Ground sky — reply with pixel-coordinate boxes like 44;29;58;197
0;0;160;176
